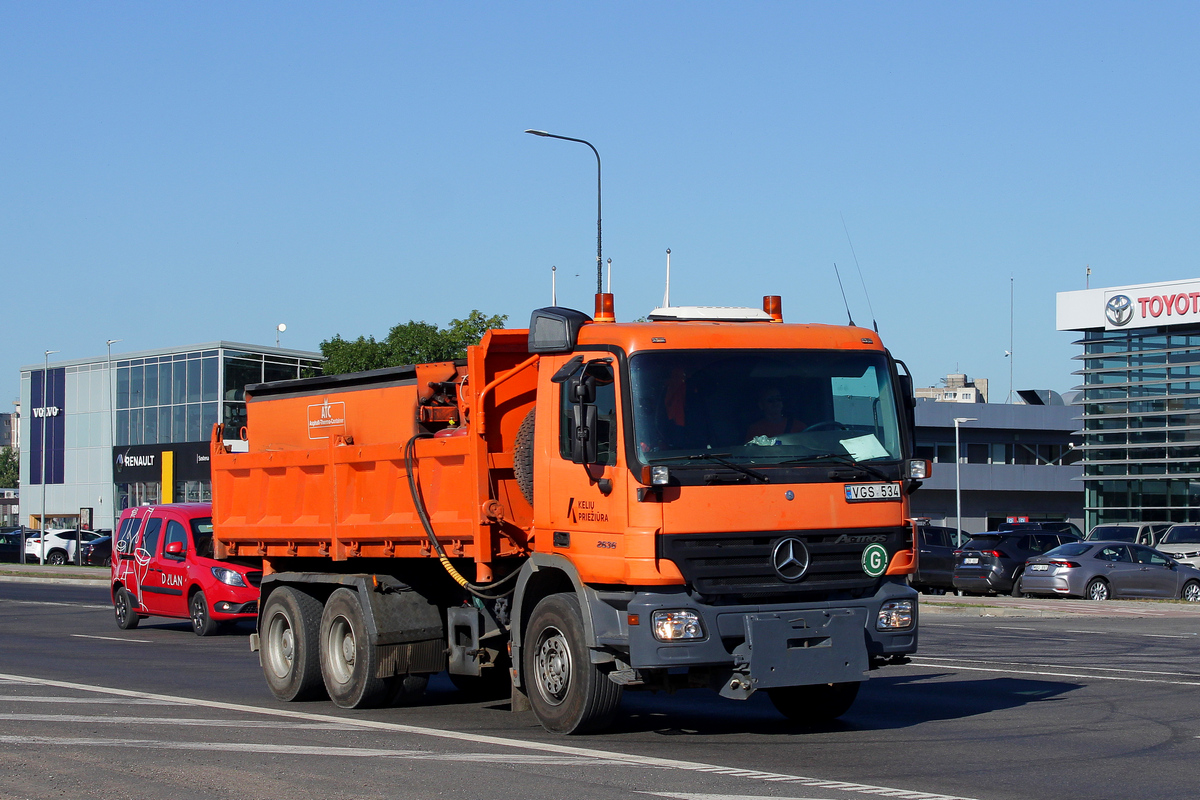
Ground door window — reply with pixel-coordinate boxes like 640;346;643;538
140;518;163;559
1131;546;1170;566
163;520;188;561
1096;545;1131;563
115;517;143;559
558;366;618;465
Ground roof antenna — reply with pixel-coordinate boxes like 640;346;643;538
551;266;557;306
833;263;856;327
841;214;879;332
662;248;672;308
607;257;612;293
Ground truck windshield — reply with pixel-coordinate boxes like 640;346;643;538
629;349;902;467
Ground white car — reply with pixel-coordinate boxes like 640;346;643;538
1156;524;1200;569
24;529;104;565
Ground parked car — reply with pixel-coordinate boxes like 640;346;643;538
24;528;101;565
111;503;262;636
910;524;963;594
0;528;23;563
953;530;1082;596
79;534;113;567
1085;522;1173;547
1022;540;1200;602
1154;524;1200;569
997;521;1085;539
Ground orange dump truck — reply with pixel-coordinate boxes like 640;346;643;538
211;294;928;733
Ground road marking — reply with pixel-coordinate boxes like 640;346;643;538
907;661;1200;687
911;655;1200;679
0;713;362;730
642;793;840;800
0;673;979;800
1143;633;1198;638
994;626;1036;631
1065;630;1107;634
0;696;177;705
0;599;110;610
70;634;151;643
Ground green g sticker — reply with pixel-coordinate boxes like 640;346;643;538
862;543;888;577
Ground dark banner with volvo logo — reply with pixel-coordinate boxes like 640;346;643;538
112;442;212;483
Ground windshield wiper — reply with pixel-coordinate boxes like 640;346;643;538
649;453;770;483
781;453;891;482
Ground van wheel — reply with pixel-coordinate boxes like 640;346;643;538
190;590;218;637
114;587;140;630
514;410;535;506
768;682;861;724
1086;578;1110;601
524;593;622;734
320;588;391;709
261;586;325;701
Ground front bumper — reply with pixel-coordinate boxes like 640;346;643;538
621;580;917;699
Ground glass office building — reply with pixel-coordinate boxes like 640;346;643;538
19;342;322;530
1058;279;1200;529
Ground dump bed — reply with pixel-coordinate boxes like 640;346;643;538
210;329;536;574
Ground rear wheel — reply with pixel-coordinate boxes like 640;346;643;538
1010;570;1026;597
190;590;218;637
1182;580;1200;603
46;549;67;566
768;682;861;724
523;592;622;734
319;587;392;709
261;586;325;701
1086;577;1110;601
114;587;140;630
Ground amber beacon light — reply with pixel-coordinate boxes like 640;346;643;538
763;295;783;322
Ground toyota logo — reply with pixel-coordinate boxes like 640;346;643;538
771;537;810;582
1106;294;1133;327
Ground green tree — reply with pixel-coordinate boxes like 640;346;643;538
320;311;508;376
0;447;18;489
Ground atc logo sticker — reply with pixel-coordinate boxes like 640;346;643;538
1105;294;1133;327
861;543;889;577
307;398;346;439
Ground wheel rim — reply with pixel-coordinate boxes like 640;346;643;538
266;612;295;679
325;615;356;685
533;625;572;706
191;596;205;631
1184;583;1200;602
116;592;128;622
1089;581;1108;601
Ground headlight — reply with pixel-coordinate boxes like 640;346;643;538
877;600;914;630
651;609;705;641
210;567;248;587
906;459;931;479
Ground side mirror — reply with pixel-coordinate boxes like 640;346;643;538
165;541;184;556
571;403;599;464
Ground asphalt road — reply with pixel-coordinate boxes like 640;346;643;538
0;582;1197;800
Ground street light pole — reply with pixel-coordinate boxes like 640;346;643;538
40;350;60;563
524;129;603;293
106;339;122;528
953;417;977;547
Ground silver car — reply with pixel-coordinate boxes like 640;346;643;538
1085;522;1173;547
1022;541;1200;602
1155;524;1200;569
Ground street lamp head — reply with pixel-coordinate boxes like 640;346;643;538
524;129;551;137
106;339;122;347
953;417;977;424
277;323;287;333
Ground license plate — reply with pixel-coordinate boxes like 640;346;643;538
962;557;980;565
844;483;901;502
1030;563;1049;571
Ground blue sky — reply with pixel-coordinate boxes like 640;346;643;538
3;2;1198;407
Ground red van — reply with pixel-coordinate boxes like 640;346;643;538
110;503;262;636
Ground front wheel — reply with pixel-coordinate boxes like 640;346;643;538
319;587;392;709
114;587;140;630
524;593;622;734
260;586;325;702
190;590;218;637
1182;580;1200;603
1086;577;1110;601
768;682;861;724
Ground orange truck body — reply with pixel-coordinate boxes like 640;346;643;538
211;297;924;733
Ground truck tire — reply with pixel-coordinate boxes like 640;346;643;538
523;592;622;734
261;586;325;702
114;587;140;630
767;681;860;725
514;409;535;505
319;587;392;709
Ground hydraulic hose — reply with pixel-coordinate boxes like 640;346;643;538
404;434;520;600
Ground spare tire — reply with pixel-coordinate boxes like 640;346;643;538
514;409;535;506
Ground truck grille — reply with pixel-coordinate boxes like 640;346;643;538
658;527;907;598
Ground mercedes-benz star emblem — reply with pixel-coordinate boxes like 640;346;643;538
1105;294;1133;327
771;537;810;582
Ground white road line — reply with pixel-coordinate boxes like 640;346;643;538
0;713;361;730
993;626;1035;631
907;661;1200;687
643;793;840;800
0;672;979;800
1065;630;1107;634
70;634;151;643
0;696;177;705
1143;633;1198;638
910;655;1200;679
0;599;110;610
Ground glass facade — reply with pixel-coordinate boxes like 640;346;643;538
1076;325;1200;527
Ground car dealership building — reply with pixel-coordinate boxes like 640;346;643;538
1058;278;1200;530
18;343;323;531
